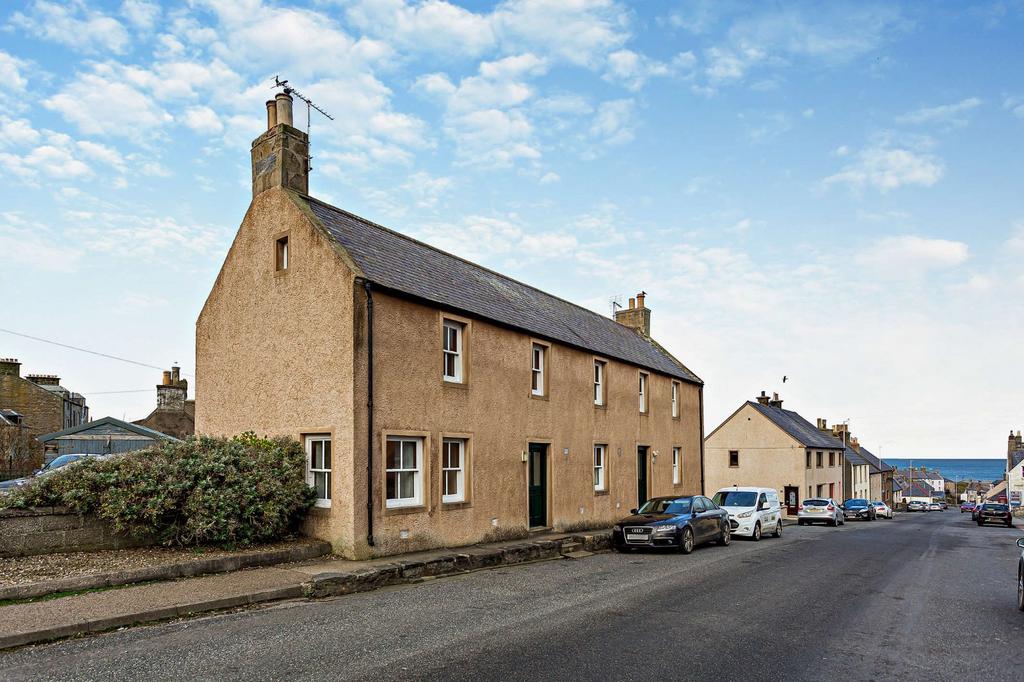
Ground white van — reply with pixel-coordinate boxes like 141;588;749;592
711;486;783;541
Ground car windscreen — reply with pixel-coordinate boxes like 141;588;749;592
713;491;757;507
638;498;692;515
845;499;868;507
984;504;1008;511
804;499;828;506
44;455;84;470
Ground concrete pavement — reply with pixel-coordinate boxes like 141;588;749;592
2;512;1023;680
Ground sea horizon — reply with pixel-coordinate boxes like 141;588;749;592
884;458;1005;482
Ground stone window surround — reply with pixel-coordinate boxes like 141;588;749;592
272;229;290;276
439;313;472;390
530;339;550;400
382;431;430;514
305;433;332;508
593;443;607;493
440;433;473;508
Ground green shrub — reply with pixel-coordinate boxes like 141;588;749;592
0;433;317;547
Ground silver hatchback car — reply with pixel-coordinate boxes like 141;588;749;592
797;498;844;527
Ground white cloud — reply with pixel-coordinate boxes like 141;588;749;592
897;97;981;127
539;171;560;184
0;51;30;108
588;99;635;147
856;235;969;274
824;145;944;192
1003;95;1024;120
65;210;225;257
121;0;160;30
181;106;224;135
401;171;453;208
494;0;630;67
9;1;131;54
343;0;495;56
948;274;994;295
0;213;80;271
1006;221;1024;253
0;118;41;148
44;66;173;139
603;49;685;91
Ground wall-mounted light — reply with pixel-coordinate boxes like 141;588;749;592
563;447;570;456
521;451;528;462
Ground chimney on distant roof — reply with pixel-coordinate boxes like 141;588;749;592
26;373;60;386
756;390;770;406
768;392;783;408
156;367;188;411
251;91;308;198
816;418;828;431
0;358;20;378
613;291;651;336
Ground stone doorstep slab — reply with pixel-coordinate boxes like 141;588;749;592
0;540;332;602
0;531;612;651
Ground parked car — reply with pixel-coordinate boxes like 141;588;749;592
612;495;731;554
711;486;783;541
872;501;893;519
976;503;1013;527
928;502;942;511
938;500;949;510
961;501;977;513
0;453;101;493
797;498;844;527
843;498;877;521
907;500;927;512
1016;538;1024;611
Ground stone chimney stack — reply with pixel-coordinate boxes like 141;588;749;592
756;390;770;406
26;374;60;386
0;358;20;377
251;91;309;198
156;367;188;411
613;291;651;336
768;392;783;408
816;418;828;431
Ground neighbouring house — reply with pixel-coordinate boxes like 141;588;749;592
1006;430;1024;506
902;481;938;505
985;479;1008;503
896;467;944;494
704;392;844;517
37;416;178;457
1;408;31;479
0;358;88;466
963;480;991;504
196;93;705;559
133;367;195;440
856;445;894;505
842;439;873;501
892;479;904;506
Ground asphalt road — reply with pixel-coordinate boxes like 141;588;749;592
3;510;1024;681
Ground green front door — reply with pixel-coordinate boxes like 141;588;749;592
637;447;649;507
528;444;547;528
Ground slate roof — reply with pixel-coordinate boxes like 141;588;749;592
303;197;701;384
903;481;938;498
856;446;888;473
845;447;870;467
1011;449;1024;469
744;401;845;449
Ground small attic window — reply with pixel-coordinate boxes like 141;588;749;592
275;235;289;271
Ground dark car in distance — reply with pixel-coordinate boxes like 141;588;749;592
843;498;877;521
613;496;731;554
977;503;1013;527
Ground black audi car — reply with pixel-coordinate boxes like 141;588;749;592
842;498;877;521
612;495;731;554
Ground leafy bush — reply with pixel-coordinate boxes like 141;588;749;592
0;433;317;547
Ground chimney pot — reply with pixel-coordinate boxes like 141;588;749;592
636;291;646;309
628;297;635;309
275;92;294;128
0;358;20;378
756;391;770;406
162;370;172;385
266;100;278;130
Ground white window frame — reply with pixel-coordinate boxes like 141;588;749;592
305;435;331;508
672;447;681;485
638;372;648;413
442;320;463;383
594;444;606;491
671;381;679;418
385;436;423;509
442;438;466;504
531;344;545;396
594;360;605;406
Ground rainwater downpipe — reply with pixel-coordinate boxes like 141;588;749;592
698;385;706;495
364;280;375;548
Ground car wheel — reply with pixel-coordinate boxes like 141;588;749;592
797;519;805;526
614;544;630;553
680;527;695;555
772;521;783;538
828;518;837;527
718;525;731;546
1018;565;1024;612
751;522;762;541
977;521;984;526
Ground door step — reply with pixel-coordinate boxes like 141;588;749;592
562;550;594;560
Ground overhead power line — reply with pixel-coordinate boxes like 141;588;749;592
0;327;193;377
84;389;154;395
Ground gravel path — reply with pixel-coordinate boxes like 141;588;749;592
0;538;323;587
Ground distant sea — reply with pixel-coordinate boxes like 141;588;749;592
885;458;1005;482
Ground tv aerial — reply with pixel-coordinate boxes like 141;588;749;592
272;76;334;172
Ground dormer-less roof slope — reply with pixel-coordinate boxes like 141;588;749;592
905;481;938;497
303;197;701;384
744;401;845;449
846;447;871;468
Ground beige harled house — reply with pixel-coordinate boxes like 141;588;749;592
704;392;844;516
196;93;705;558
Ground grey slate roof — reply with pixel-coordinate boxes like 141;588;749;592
904;481;938;498
1011;449;1024;469
303;197;701;384
845;447;870;467
745;401;845;449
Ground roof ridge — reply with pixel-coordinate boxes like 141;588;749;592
304;196;643;342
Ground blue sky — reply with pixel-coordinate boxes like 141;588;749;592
1;0;1021;458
